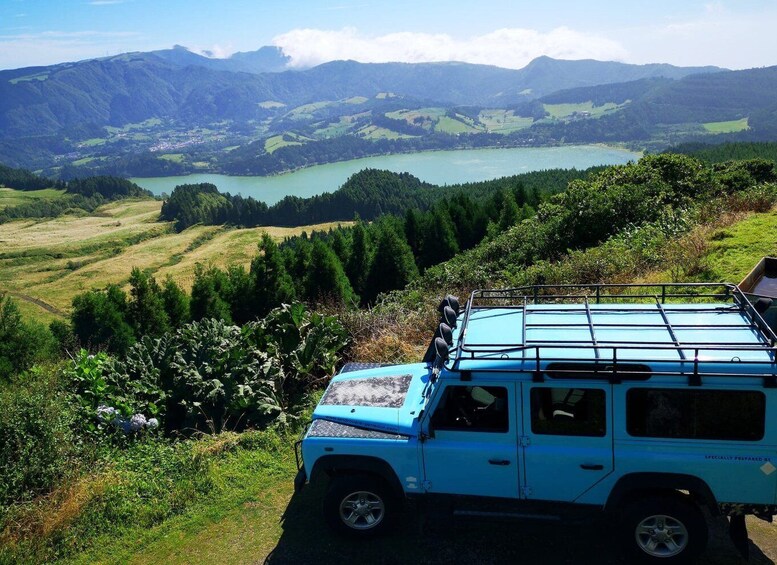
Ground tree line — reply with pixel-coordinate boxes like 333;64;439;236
68;185;536;354
160;167;591;230
0;164;64;190
0;170;152;223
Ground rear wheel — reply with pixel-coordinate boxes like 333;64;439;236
323;474;394;537
621;495;708;563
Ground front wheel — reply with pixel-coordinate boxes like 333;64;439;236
323;474;394;536
620;495;708;563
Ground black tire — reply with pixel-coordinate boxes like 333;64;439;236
620;495;708;564
323;474;394;537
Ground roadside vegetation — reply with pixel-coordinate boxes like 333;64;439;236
2;144;777;562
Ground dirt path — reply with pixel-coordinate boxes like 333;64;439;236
10;292;66;317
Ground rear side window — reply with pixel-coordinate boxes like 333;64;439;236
530;388;606;437
627;389;765;441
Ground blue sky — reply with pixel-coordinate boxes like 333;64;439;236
1;0;776;70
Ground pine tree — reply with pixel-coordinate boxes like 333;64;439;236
190;264;232;322
160;276;190;329
419;205;459;269
346;221;371;296
128;268;170;338
250;233;296;317
514;181;527;206
305;240;358;305
226;265;254;324
498;189;521;232
329;228;350;266
364;221;418;304
403;208;423;256
287;237;312;296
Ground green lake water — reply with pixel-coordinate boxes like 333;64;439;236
131;145;640;205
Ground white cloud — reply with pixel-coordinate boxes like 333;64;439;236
272;27;629;69
190;44;234;59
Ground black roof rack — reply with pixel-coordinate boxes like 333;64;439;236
449;283;777;388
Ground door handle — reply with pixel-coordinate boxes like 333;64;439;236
488;459;511;466
580;464;604;471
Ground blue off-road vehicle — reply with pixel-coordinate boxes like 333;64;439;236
295;283;777;563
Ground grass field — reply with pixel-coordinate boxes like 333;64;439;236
703;118;750;134
543;101;623;120
158;153;185;163
0;187;65;209
434;115;480;134
264;134;304;154
478;110;533;134
0;199;352;322
66;443;777;565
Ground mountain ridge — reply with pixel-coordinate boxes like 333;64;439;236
0;51;724;142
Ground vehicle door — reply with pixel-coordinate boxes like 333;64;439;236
521;382;613;502
421;381;519;498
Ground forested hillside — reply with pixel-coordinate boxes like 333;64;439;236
0;165;151;222
160;167;588;229
669;141;777;163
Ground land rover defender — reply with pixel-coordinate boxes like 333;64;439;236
294;283;777;563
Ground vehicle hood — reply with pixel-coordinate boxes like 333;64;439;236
311;362;431;437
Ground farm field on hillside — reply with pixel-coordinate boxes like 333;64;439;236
703;118;750;134
543;101;623;120
0;199;352;321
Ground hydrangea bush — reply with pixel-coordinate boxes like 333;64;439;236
64;303;349;436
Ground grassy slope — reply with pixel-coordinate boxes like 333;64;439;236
0;187;66;209
69;451;773;565
543;101;620;119
0;199;353;321
704;208;777;281
702;118;750;134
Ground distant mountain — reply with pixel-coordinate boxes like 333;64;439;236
151;45;291;74
518;56;720;97
535;65;777;141
0;52;723;142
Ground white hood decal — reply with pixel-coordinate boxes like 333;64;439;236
320;374;412;408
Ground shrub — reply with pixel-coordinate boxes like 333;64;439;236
63;349;164;437
0;370;76;507
92;303;350;434
0;294;56;381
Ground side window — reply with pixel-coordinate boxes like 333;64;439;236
430;386;509;433
530;388;606;437
627;389;765;441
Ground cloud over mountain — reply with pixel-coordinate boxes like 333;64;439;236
272;27;629;69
